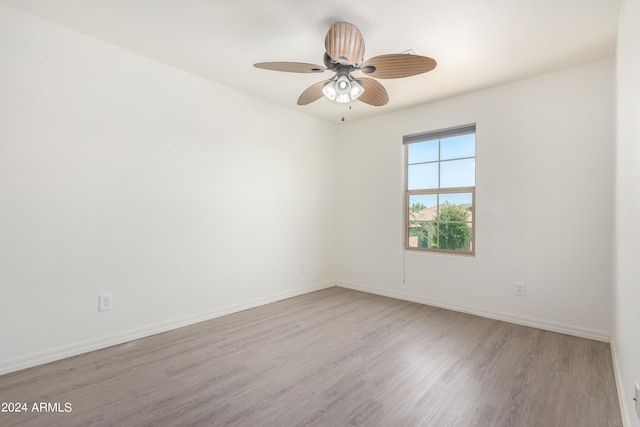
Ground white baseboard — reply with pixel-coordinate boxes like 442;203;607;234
2;280;611;377
337;281;610;342
610;335;632;427
0;281;336;376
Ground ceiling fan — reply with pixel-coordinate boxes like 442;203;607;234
254;22;437;107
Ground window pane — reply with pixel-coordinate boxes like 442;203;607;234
436;221;473;252
408;221;437;249
407;163;438;190
408;140;438;164
439;192;473;215
441;133;475;160
440;158;475;188
409;194;438;220
436;195;473;223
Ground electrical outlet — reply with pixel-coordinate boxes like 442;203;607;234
635;381;639;419
98;294;113;312
300;263;306;274
515;282;526;297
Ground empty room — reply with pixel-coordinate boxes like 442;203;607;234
1;0;639;426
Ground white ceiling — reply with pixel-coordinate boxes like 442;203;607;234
2;0;620;124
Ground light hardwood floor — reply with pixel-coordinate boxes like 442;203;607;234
0;287;621;426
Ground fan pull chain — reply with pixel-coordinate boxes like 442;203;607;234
341;105;352;122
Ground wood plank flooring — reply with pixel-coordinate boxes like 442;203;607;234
0;287;621;426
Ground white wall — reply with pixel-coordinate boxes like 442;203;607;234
613;0;640;424
0;4;338;374
336;59;615;341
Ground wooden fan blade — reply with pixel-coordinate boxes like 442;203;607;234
361;54;437;79
324;22;365;65
254;62;326;73
297;80;331;105
357;77;389;106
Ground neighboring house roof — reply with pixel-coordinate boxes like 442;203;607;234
409;206;439;222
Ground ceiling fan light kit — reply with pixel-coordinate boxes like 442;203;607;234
323;67;364;103
254;21;436;107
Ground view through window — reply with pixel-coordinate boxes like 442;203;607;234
404;124;476;254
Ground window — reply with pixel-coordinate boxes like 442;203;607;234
404;124;475;254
